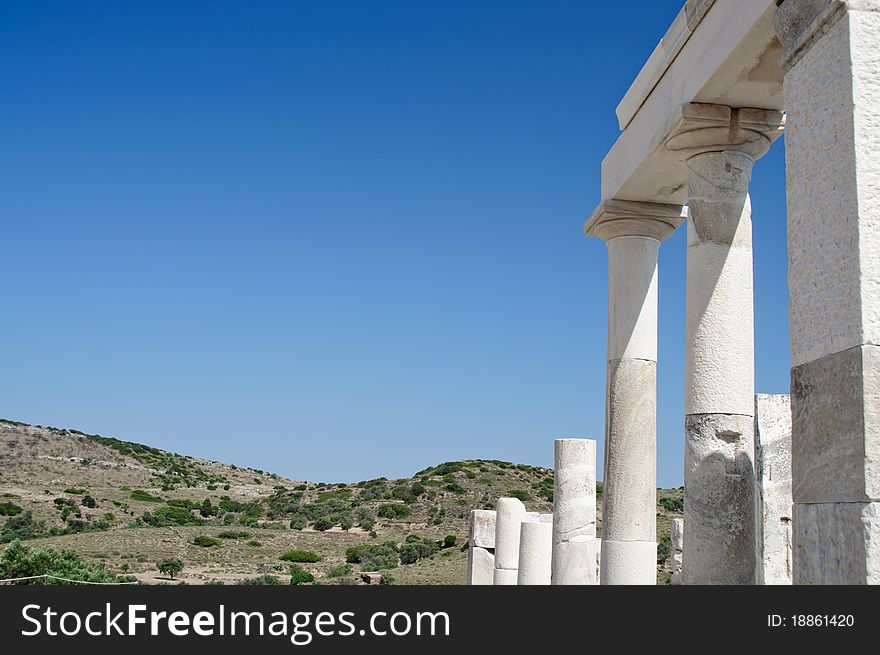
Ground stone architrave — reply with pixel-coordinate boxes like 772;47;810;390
755;394;793;585
664;102;784;584
517;521;553;585
550;438;597;585
774;0;880;585
493;497;528;585
585;200;685;584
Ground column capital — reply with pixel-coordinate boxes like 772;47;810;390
584;200;686;242
775;0;880;70
662;103;785;161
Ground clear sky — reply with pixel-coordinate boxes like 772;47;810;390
0;1;790;487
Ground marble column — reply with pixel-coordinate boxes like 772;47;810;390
665;103;784;584
585;201;685;585
517;521;553;585
551;438;597;585
493;497;528;585
775;0;880;584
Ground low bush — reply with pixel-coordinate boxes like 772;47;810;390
659;496;683;513
1;540;125;584
243;575;283;585
327;563;353;578
141;506;202;527
377;504;411;519
345;542;398;571
280;550;321;563
130;490;164;503
192;536;222;547
508;489;532;502
289;564;314;585
0;502;23;516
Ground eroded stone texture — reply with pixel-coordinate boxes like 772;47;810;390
467;546;495;586
755;394;793;585
469;509;497;550
604;360;657;543
793;502;880;585
551;438;597;585
675;142;762;585
683;413;756;585
684;156;755;418
517;521;553;585
791;345;880;503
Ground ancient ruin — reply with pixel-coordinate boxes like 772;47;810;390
467;0;878;586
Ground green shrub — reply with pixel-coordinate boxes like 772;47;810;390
444;483;465;494
217;530;250;539
280;550;321;563
327;563;353;578
244;574;283;585
289;514;307;530
246;540;262;548
192;536;222;547
0;502;23;516
64;488;87;495
0;512;42;543
313;516;334;531
141;506;202;527
166;498;199;509
156;558;184;579
443;535;457;548
377;504;411;519
0;540;127;584
508;489;532;502
288;564;314;585
657;535;671;565
317;488;352;503
345;542;399;570
659;496;683;513
81;495;97;508
355;507;376;531
130;490;164;503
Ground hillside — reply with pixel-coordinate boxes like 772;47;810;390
0;419;682;584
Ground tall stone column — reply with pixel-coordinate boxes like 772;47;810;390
585;201;685;585
665;103;784;584
774;0;880;584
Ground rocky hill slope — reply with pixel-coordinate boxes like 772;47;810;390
0;419;682;584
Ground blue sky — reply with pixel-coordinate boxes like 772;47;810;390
0;1;790;487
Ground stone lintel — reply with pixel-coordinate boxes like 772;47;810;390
775;0;880;70
584;200;686;242
663;103;785;161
